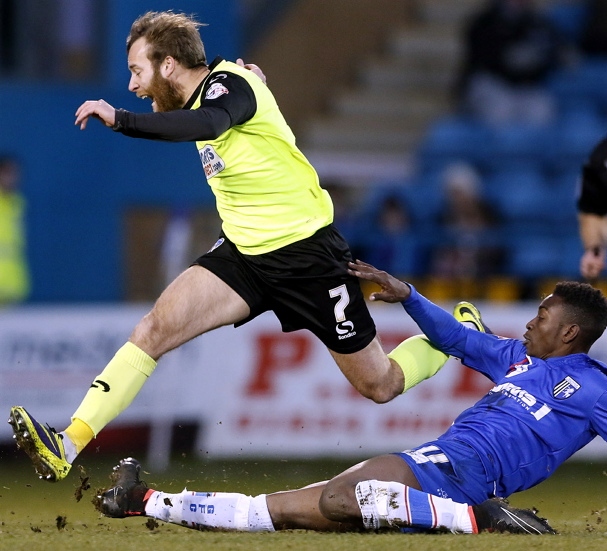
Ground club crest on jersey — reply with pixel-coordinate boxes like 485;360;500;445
205;82;229;100
505;357;531;378
553;376;580;400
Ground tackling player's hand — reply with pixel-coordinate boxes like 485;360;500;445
348;260;411;303
236;58;267;84
75;99;116;130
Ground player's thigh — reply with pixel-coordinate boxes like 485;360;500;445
329;454;421;490
131;265;250;357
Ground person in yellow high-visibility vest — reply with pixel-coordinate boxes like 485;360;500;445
0;156;30;304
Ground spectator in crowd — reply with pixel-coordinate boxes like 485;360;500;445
580;0;607;56
457;0;564;126
0;156;30;304
430;162;505;281
359;192;426;278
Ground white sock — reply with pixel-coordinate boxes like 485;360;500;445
355;480;474;534
59;431;78;463
144;489;274;531
248;494;275;531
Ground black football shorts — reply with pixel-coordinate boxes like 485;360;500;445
193;224;376;354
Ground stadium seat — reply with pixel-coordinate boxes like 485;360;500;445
548;59;607;117
546;3;588;44
542;169;580;231
505;235;563;279
485;123;553;169
548;108;606;170
484;168;550;223
418;116;492;169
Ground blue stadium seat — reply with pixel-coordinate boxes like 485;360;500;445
547;107;607;171
418;116;492;169
557;236;584;278
486;123;552;168
484;168;550;223
548;59;607;116
505;235;564;279
546;3;588;44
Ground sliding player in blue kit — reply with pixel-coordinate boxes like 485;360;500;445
92;260;607;535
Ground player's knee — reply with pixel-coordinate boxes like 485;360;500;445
318;480;359;522
130;314;166;359
356;380;399;404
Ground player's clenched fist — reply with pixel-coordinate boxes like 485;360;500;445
75;99;116;130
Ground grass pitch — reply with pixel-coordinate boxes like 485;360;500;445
1;452;607;551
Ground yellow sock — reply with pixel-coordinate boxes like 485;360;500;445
64;418;94;454
71;341;157;437
388;334;449;393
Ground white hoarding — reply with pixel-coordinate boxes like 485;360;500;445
1;302;606;461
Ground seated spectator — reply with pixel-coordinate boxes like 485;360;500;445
359;192;427;278
457;0;564;126
430;162;506;279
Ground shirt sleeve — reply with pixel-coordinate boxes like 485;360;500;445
577;136;607;215
590;390;607;442
113;70;257;142
402;285;526;382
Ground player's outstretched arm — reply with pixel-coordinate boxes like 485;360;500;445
75;99;117;130
348;260;411;303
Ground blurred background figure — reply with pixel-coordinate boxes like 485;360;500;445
456;0;565;126
359;191;427;278
0;155;30;304
160;207;194;287
579;0;607;57
430;162;505;280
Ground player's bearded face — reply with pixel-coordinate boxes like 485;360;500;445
148;67;184;112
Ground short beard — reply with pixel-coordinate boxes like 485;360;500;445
149;68;185;112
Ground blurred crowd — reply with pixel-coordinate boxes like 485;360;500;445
328;0;607;301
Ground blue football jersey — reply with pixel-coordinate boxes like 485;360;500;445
403;286;607;497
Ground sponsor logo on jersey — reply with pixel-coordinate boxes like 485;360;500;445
490;381;537;407
505;356;531;378
553;376;580;400
335;320;356;340
199;144;226;179
489;381;553;420
205;82;229;100
207;238;225;253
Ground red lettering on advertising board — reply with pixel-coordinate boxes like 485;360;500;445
245;333;311;395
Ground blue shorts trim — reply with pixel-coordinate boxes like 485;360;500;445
395;439;493;505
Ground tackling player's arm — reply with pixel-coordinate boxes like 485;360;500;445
349;259;468;356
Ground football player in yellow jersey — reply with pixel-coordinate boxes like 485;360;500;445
10;11;453;482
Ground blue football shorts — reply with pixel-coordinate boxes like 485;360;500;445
395;438;493;505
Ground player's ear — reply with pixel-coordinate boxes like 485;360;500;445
161;56;175;78
562;323;579;344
